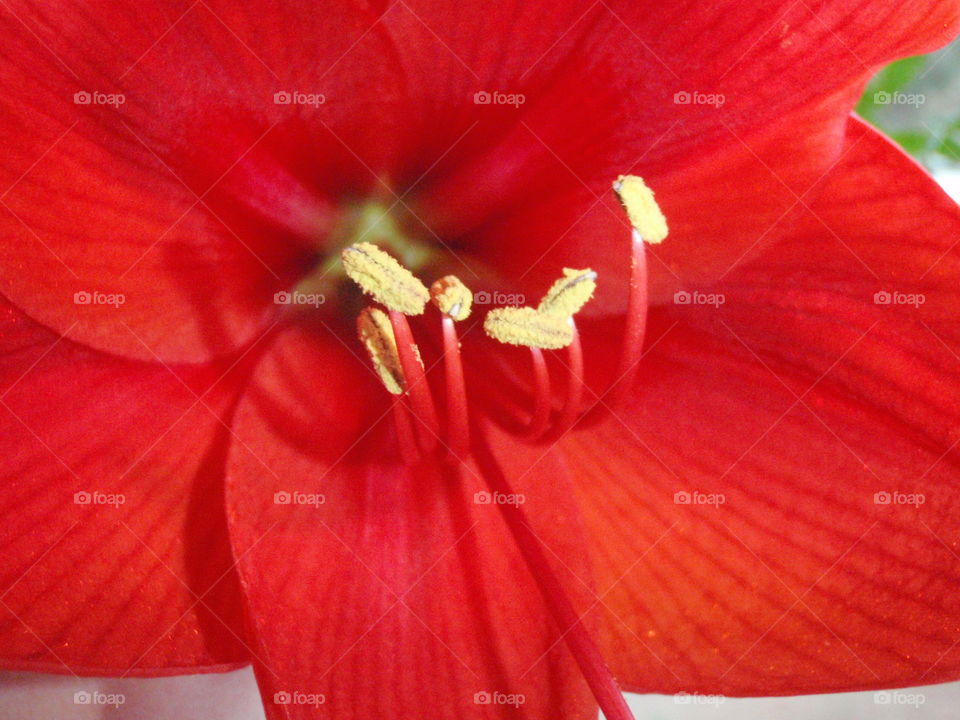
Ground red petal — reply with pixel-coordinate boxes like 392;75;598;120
566;119;960;695
3;0;956;360
0;0;403;362
408;0;960;310
224;325;599;718
0;298;250;674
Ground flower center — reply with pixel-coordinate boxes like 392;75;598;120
285;201;439;319
333;175;668;720
337;173;667;462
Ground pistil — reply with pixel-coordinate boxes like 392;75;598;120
611;175;668;399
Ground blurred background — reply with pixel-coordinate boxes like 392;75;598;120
857;37;960;201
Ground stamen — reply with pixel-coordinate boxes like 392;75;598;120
538;268;597;316
525;347;552;440
483;307;573;350
616;229;649;394
612;175;668;244
388;310;440;452
431;276;472;460
440;315;470;459
391;396;420;465
356;306;404;395
612;175;667;397
341;242;430;315
555;318;585;436
471;429;637;720
535;269;595;436
357;307;420;463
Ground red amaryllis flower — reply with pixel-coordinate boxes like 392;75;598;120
2;1;960;718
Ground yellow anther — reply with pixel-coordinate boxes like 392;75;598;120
538;267;597;316
430;275;472;321
612;175;668;243
484;307;573;350
356;306;405;394
341;242;430;315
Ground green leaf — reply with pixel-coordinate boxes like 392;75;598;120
889;131;931;155
855;55;928;120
